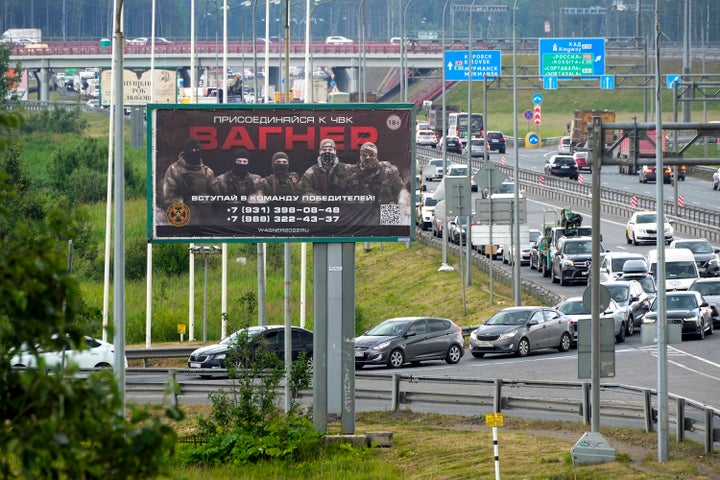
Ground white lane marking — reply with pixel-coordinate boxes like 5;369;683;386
633;344;720;383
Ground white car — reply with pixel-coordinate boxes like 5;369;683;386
554;296;628;345
713;167;720;190
325;36;353;44
462;138;488;158
625;210;674;245
558;136;572;154
415;129;438;147
423;158;445;182
11;335;126;370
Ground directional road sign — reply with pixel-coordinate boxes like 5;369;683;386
526;132;540;146
543;75;558;90
666;74;681;89
532;93;543;105
600;75;615;89
539;38;605;77
444;50;502;81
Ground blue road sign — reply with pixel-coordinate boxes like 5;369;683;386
666;75;681;89
527;133;540;145
523;109;533;120
444;50;502;81
538;38;605;77
543;76;558;90
532;93;543;105
600;75;615;89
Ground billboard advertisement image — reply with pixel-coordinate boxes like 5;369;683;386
148;104;414;243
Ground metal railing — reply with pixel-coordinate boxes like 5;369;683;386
124;368;720;453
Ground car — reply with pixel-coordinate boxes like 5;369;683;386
638;164;671;184
573;151;590;172
416;193;438;231
439;135;463;153
431;200;446;238
423;158;445;182
673;164;687;181
354;317;464;369
325;35;353;44
554;296;628;345
415;129;438;148
713;167;720;190
445;164;478;191
669;238;720;277
86;99;100;109
529;228;542;245
416;122;430;131
461;137;488;157
126;36;172;45
688;277;720;327
595;252;647;283
648;247;699;291
625;211;674;245
550;236;596;286
501;242;532;267
619;258;657;300
468;306;573;358
558;136;572;154
544;155;578;180
484;131;506;153
486;180;516;199
643;291;713;340
187;325;313;376
601;280;651;334
10;335;126;370
448;214;475;245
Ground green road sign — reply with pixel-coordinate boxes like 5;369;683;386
541;53;594;76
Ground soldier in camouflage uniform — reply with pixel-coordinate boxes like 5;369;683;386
258;151;301;195
161;137;217;208
214;148;261;197
298;138;354;196
349;141;407;203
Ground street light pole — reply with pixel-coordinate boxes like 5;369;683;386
438;0;454;273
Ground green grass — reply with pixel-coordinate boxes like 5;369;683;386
155;409;720;479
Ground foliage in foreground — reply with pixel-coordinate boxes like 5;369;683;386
0;109;184;479
185;325;326;467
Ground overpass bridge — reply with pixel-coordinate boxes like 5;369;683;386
10;38;720;104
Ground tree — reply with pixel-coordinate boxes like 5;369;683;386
0;77;183;480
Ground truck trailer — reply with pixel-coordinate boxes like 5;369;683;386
570;109;616;152
617;129;666;175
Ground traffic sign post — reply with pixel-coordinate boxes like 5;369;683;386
539;38;605;78
444;50;502;81
525;132;541;149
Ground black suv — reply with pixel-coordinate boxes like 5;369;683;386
440;135;463;153
551;236;595;286
485;131;506;153
669;239;720;277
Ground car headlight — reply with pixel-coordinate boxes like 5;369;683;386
682;315;699;324
709;257;719;266
498;331;519;341
214;353;226;360
562;258;575;267
371;340;391;351
470;331;478;341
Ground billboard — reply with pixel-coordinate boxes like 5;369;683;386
100;67;178;106
148;104;414;243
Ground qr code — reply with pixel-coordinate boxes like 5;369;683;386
379;204;401;225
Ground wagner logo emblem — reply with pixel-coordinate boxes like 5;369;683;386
166;202;191;227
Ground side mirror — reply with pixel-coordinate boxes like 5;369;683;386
527;319;539;326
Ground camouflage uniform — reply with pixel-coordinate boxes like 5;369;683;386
350;161;406;203
214;170;261;197
258;151;301;195
298;138;353;196
161;150;217;207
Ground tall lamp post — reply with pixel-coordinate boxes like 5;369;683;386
438;0;454;273
401;0;415;102
189;245;222;342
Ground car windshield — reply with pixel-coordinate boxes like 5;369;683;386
675;241;712;254
366;320;410;336
664;294;698;310
222;327;264;345
424;197;438;207
496;183;515;194
612;257;638;271
636;213;657;224
666;261;697;278
606;285;629;304
558;301;588;315
691;281;720;296
448;166;468;176
485;310;529;326
564;241;591;254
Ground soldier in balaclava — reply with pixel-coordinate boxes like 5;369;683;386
258;151;301;196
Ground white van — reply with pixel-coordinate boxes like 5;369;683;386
647;248;699;291
558;136;572;154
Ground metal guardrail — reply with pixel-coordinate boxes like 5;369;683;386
125;368;720;453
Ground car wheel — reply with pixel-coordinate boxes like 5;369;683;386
632;233;639;246
517;337;530;357
558;333;571;352
698;325;705;340
626;317;635;336
616;324;626;343
560;270;568;286
306;355;314;369
626;231;632;245
387;349;405;368
445;344;463;364
551;266;559;284
707;320;713;336
355;363;364;370
471;352;485;359
500;149;505;154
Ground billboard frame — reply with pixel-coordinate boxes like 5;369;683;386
147;102;416;244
